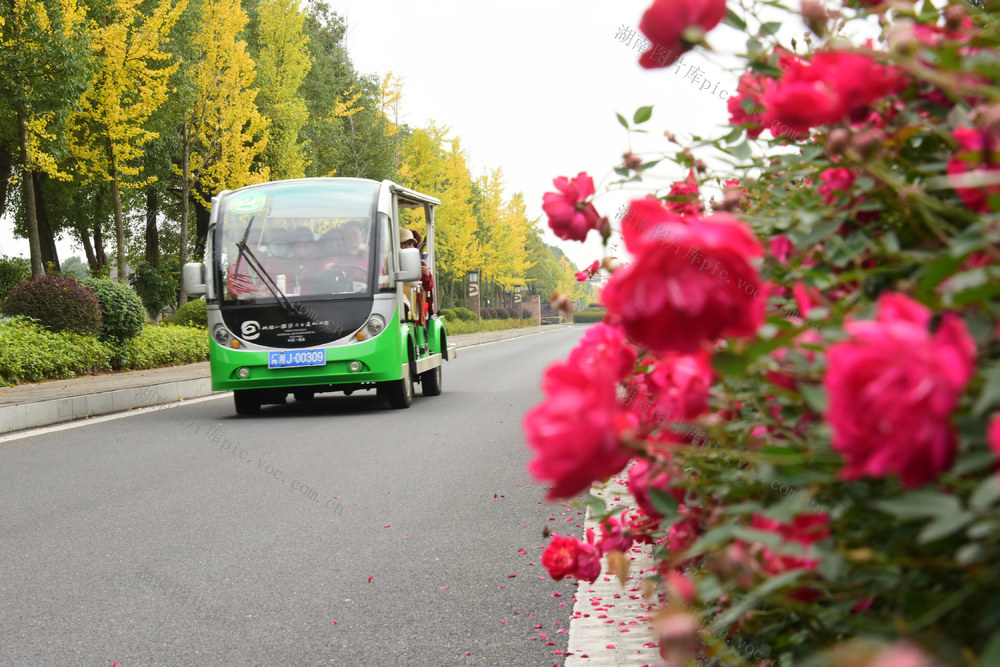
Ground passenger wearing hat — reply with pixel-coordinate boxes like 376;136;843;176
399;227;433;328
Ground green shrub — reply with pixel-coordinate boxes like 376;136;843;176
445;317;535;335
439;308;456;321
119;324;209;370
127;260;178;319
1;275;102;335
572;307;607;324
174;298;207;327
82;277;145;342
452;306;477;322
0;255;31;302
0;316;113;385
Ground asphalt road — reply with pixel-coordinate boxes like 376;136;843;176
0;325;591;666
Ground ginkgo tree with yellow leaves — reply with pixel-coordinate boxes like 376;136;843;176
68;0;188;282
179;0;269;291
0;0;91;277
252;0;311;181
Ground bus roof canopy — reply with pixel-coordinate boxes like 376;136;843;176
389;182;441;209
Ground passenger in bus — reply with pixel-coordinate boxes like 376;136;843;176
322;220;368;283
399;227;433;327
289;226;318;295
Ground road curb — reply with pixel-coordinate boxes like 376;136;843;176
0;324;575;435
565;471;661;666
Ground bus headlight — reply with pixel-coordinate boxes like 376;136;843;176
348;361;361;372
366;314;385;336
237;367;250;378
213;325;231;346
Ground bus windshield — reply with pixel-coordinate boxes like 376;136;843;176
217;180;380;303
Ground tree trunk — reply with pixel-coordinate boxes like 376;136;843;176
33;173;59;273
79;220;97;272
107;137;126;282
179;117;190;306
145;188;159;268
17;113;44;278
0;140;12;218
94;216;108;273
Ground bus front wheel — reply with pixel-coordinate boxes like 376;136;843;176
420;364;442;396
385;363;413;409
234;389;261;415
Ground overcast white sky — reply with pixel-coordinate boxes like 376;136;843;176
1;0;821;272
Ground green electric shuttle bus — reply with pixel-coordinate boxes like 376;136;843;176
181;177;456;415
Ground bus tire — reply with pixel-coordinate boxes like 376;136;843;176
386;363;413;409
421;363;442;396
234;389;261;415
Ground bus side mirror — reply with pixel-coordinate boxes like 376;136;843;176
182;262;207;297
396;248;421;282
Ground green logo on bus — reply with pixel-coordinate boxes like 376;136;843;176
230;192;266;213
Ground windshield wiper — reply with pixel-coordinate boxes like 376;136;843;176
234;238;346;338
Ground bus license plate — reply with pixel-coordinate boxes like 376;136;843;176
268;349;326;369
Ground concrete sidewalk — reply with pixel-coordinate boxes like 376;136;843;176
0;324;572;435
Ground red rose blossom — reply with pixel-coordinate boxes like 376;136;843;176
567;322;637;382
524;358;636;499
637;0;727;69
947;126;1000;213
542;172;607;241
823;293;976;487
541;533;602;583
602;199;765;354
628;457;685;520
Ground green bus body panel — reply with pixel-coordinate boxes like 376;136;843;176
210;309;413;391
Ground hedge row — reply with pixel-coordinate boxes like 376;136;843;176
0;317;209;386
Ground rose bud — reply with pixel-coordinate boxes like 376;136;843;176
826;128;851;156
623;152;643;170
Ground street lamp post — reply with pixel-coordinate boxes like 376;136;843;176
468;270;481;321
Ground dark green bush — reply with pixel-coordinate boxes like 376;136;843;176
119;324;208;369
452;306;477;322
1;275;102;335
0;255;31;302
127;260;178;319
495;307;512;319
0;316;113;385
439;308;456;321
174;298;207;327
82;278;145;342
571;307;607;324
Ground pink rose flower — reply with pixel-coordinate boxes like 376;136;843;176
542;172;607;241
637;0;727;69
818;167;857;205
664;569;697;606
727;72;768;139
824;293;977;487
541;534;580;581
869;642;938;667
664;169;704;217
575;541;603;583
597;516;634;555
602;199;765;354
568;322;637;382
646;350;714;427
988;414;1000;461
541;533;602;583
745;514;830;585
628;458;685;520
947;127;1000;213
524;359;636;499
769;234;794;264
760;50;906;133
